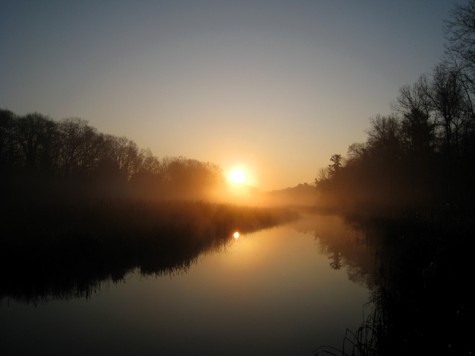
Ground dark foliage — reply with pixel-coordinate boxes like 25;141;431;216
314;2;475;354
0;199;297;303
316;50;475;217
0;109;224;203
314;214;474;356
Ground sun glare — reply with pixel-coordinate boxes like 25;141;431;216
228;168;246;185
233;231;240;239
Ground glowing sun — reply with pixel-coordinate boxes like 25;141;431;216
228;168;246;185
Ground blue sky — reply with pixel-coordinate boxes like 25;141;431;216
0;0;463;189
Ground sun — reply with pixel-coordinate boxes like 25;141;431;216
227;168;246;185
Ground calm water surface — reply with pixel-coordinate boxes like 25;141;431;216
0;215;370;355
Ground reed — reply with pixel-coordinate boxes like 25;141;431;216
0;199;298;303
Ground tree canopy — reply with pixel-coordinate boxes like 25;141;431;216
0;109;224;204
315;1;475;216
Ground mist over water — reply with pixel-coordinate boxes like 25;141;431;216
2;2;475;354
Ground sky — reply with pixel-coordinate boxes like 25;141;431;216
0;0;464;190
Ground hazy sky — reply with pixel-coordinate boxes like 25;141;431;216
0;0;463;189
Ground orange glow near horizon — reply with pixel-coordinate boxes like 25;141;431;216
219;164;263;205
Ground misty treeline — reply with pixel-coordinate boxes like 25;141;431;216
316;1;475;217
0;109;224;203
0;110;298;301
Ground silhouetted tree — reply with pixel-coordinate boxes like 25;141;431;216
57;118;104;176
13;113;57;172
400;108;435;155
0;109;17;172
446;0;475;96
395;78;436;155
396;77;431;115
328;154;342;177
366;115;402;160
428;64;468;155
0;110;229;204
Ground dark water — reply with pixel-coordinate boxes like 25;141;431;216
0;215;371;355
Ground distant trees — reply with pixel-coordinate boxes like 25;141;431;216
0;110;224;203
0;109;17;170
315;67;475;214
315;1;475;216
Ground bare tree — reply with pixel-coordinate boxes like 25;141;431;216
446;0;475;92
395;76;432;118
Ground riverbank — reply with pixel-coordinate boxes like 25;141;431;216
0;199;298;302
315;210;475;356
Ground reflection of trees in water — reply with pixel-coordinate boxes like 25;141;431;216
315;214;475;356
0;201;296;305
370;217;473;355
0;240;217;306
310;214;378;288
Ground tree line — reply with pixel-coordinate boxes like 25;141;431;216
316;0;475;217
0;110;224;204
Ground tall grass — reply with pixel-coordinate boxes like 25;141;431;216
0;199;298;303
